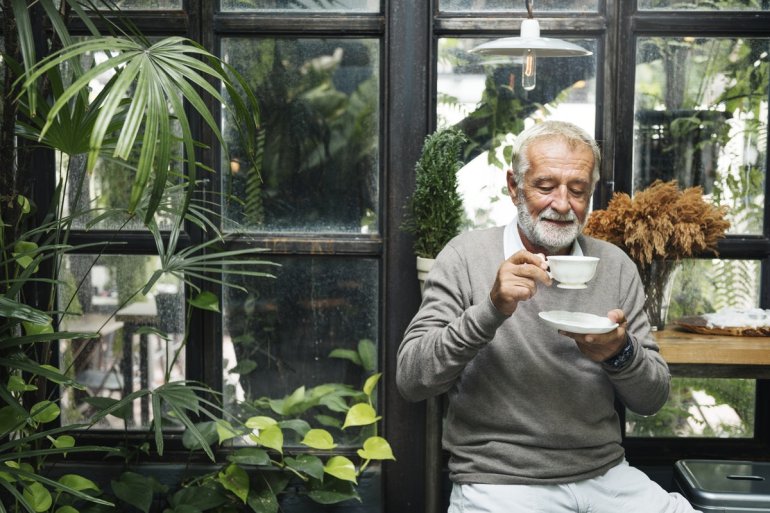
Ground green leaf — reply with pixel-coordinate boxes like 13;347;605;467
300;429;337;450
250;424;283;454
7;375;36;392
23;482;52;512
314;414;342;429
30;401;59;424
189;291;220;312
356;436;395;461
13;240;38;260
215;419;240;444
363;372;382;397
182;421;218;451
54;506;79;513
111;472;158;513
57;474;99;492
22;320;54;336
281;386;308;414
0;406;25;436
342;403;380;429
13;241;39;272
14;254;34;270
83;396;133;421
307;477;360;505
17;194;31;214
229;359;257;375
318;394;349;413
227;447;270;466
328;348;361;366
357;339;377;372
169;481;228;511
156;382;200;412
323;456;357;484
0;297;50;324
217;464;248;504
285;454;324;481
245;484;279;513
50;435;75;450
278;418;311;437
245;416;278;430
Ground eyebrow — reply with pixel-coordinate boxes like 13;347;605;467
530;175;590;187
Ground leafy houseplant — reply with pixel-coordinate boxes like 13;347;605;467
0;1;392;511
583;180;730;330
401;127;468;290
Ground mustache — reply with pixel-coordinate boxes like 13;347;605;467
538;208;577;222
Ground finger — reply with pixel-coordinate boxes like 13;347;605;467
509;250;549;270
608;309;627;325
512;262;552;287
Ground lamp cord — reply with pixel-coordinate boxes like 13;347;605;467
525;0;534;18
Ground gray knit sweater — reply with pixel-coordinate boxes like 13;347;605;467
397;226;671;485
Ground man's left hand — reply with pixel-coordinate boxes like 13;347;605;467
559;309;628;362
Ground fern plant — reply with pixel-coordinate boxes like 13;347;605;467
401;128;468;259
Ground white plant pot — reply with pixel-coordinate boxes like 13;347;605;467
416;256;436;294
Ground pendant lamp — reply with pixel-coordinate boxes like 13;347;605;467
471;0;592;91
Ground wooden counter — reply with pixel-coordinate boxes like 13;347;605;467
654;327;770;378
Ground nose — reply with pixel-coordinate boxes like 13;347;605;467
550;185;571;213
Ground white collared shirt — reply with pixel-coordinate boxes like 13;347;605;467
503;209;583;260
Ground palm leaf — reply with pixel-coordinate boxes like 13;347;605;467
20;36;260;221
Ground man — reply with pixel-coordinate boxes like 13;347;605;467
396;121;698;512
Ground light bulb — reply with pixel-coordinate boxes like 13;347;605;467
522;49;536;91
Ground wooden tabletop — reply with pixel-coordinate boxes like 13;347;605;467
654;327;770;378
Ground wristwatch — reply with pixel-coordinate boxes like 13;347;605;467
604;336;634;369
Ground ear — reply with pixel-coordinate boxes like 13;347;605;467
507;169;519;204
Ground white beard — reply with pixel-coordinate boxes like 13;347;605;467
516;194;585;253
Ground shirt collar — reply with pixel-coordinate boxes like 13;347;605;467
503;209;583;260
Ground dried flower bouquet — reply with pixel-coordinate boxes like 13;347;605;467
584;180;730;329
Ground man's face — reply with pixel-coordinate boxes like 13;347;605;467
508;137;595;254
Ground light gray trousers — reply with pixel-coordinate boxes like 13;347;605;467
448;460;700;513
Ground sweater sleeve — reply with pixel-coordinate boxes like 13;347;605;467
602;257;671;416
396;243;508;402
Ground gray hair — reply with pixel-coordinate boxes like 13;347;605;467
510;121;601;188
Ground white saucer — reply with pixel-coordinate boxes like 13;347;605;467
556;282;587;289
538;311;619;334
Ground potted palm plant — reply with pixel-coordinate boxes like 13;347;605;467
401;127;468;292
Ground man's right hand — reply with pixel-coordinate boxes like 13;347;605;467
490;250;552;316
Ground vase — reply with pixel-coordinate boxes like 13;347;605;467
638;260;680;331
416;256;435;295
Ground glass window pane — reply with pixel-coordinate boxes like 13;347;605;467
59;255;185;429
633;37;769;235
438;37;597;230
223;256;379;447
57;153;181;231
639;0;769;10
220;0;379;13
221;38;380;234
626;378;755;437
668;259;761;321
440;0;598;12
627;259;759;438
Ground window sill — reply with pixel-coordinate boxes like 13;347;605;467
654;327;770;378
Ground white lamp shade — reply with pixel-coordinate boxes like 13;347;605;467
471;37;592;57
471;18;592;58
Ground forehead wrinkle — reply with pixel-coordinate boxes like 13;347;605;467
529;173;591;187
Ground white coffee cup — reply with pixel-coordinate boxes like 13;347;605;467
547;255;600;289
